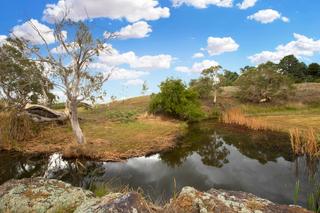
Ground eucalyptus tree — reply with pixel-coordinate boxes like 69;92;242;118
201;65;223;104
0;38;52;110
16;18;114;144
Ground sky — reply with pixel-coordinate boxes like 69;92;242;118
0;0;320;100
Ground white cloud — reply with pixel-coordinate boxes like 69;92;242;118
43;0;170;23
124;79;144;86
172;0;233;9
0;35;7;46
50;42;78;54
111;21;152;40
247;9;289;24
192;52;204;58
98;45;173;71
175;59;219;73
206;36;239;56
11;19;57;45
237;0;257;9
108;68;149;80
249;33;320;64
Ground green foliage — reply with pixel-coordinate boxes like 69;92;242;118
106;110;139;123
189;77;213;99
0;38;54;109
149;78;204;121
236;62;295;103
278;55;307;83
219;70;239;86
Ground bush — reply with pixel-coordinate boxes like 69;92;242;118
235;63;295;103
149;78;204;121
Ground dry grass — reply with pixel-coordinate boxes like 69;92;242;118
222;108;320;157
0;96;186;161
221;108;279;131
289;128;319;157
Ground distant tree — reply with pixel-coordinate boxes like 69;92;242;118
201;65;223;104
236;62;294;103
219;70;239;86
0;38;53;110
189;77;213;99
17;18;113;144
240;66;255;74
149;78;203;121
307;63;320;78
278;55;307;82
141;81;149;95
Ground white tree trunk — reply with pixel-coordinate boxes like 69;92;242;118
213;89;217;104
69;100;86;144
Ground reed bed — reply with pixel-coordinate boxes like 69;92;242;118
222;108;320;157
289;128;319;157
221;108;279;131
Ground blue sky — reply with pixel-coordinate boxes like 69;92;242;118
1;0;320;100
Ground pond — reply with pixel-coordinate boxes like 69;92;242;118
0;121;318;208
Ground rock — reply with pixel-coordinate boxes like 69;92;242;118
0;179;312;213
75;192;155;213
163;186;312;213
0;178;94;213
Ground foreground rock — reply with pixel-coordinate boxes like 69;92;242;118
164;186;311;213
0;178;311;213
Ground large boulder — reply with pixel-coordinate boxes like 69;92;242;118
75;192;157;213
0;178;94;213
163;186;311;213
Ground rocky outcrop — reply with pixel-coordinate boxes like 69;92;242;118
0;178;312;213
163;186;311;213
0;178;94;213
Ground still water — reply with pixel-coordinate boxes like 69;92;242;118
0;121;318;207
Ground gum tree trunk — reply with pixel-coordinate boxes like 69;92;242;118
69;99;86;144
213;89;217;104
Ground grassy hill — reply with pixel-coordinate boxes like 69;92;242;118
0;96;186;161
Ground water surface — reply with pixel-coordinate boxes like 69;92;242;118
0;121;318;207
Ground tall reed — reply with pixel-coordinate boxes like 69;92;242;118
222;108;320;157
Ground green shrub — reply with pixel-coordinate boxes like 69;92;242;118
106;110;138;123
149;78;204;121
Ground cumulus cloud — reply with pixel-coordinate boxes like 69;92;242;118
43;0;170;23
11;19;58;45
192;52;204;58
111;21;152;40
247;9;289;24
97;45;173;71
249;33;320;64
123;79;144;86
206;36;239;56
0;35;7;45
175;59;219;73
90;63;149;80
237;0;257;9
172;0;233;8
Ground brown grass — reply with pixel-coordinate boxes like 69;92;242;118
221;108;279;131
222;108;320;157
289;128;319;157
0;96;186;162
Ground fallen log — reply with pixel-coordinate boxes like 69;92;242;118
24;104;68;123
